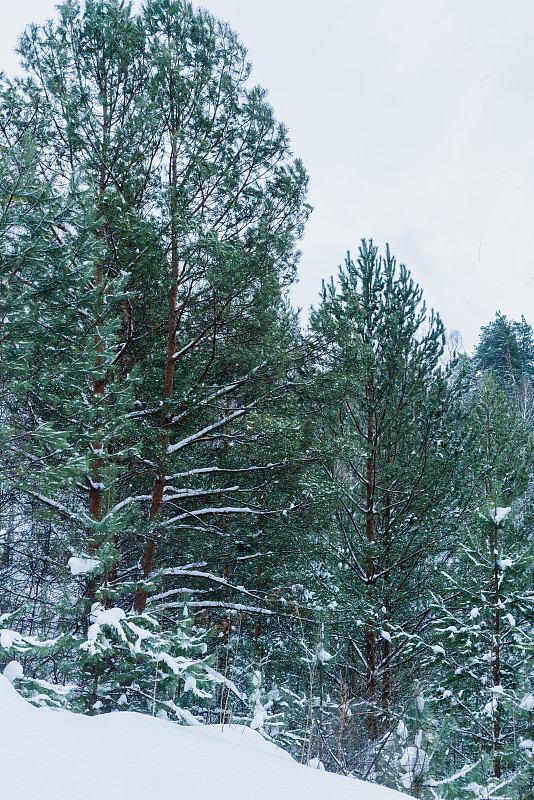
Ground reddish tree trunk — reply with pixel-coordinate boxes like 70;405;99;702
364;396;378;740
491;521;501;778
134;125;179;614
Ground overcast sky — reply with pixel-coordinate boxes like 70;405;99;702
4;1;534;352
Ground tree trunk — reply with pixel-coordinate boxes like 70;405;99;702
364;395;378;741
491;521;501;778
134;114;179;613
381;474;392;721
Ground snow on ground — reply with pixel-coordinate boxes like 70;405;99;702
0;675;408;800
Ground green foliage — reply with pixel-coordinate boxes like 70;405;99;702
3;2;534;796
426;375;534;796
0;603;239;720
474;313;534;401
308;240;467;763
0;0;314;740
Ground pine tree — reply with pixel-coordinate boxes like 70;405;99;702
474;313;534;416
309;241;467;770
0;0;312;716
428;374;534;796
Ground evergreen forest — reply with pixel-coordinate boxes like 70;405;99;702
2;2;534;798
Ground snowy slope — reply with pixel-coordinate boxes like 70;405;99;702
0;676;408;800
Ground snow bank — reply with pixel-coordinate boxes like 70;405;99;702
0;675;407;800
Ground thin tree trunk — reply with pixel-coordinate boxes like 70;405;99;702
86;99;110;704
134;112;179;613
491;520;501;778
381;474;392;721
485;403;501;778
88;93;109;528
364;394;378;741
254;563;264;667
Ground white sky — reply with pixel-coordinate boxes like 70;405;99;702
4;1;534;352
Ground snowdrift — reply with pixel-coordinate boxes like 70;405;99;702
0;675;407;799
